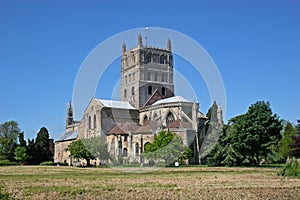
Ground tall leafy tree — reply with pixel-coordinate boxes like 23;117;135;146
68;139;95;166
0;121;20;161
18;132;27;147
14;146;28;163
144;131;192;165
27;138;35;164
82;136;110;163
207;101;282;166
35;127;52;164
278;122;295;159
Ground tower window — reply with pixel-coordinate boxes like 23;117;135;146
131;86;134;95
160;55;165;64
147;72;151;80
129;74;131;82
154;72;158;81
125;75;128;83
124;89;127;98
148;86;152;95
162;87;166;96
132;72;135;81
147;53;152;63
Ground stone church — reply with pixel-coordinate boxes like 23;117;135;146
54;34;223;166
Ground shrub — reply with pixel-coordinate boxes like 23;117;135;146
279;161;300;177
40;161;68;166
0;159;18;166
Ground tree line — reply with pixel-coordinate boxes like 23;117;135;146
0;121;53;165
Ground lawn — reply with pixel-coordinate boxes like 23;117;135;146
0;166;299;199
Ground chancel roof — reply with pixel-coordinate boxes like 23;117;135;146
96;99;137;110
56;131;78;142
152;96;190;105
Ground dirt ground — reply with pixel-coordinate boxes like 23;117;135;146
0;166;299;199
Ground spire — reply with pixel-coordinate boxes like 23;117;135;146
66;101;73;127
167;38;172;51
122;42;126;54
217;104;224;124
138;34;143;47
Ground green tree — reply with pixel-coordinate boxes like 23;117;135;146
14;146;28;163
144;131;192;165
82;136;110;163
278;122;295;159
207;101;282;166
18;132;27;147
68;139;95;166
27;139;35;164
0;121;20;161
35;127;52;164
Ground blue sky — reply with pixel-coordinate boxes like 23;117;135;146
0;1;299;140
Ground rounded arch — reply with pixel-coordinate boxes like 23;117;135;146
135;143;139;155
166;111;175;126
144;142;150;151
123;148;128;157
143;115;149;124
162;87;166;96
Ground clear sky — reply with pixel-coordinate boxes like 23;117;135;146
1;0;299;140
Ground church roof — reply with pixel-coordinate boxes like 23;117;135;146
167;119;193;129
107;122;139;135
97;99;137;110
152;96;190;105
56;131;78;142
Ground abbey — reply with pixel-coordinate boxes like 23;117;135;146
55;35;223;166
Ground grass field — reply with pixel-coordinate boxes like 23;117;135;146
0;166;299;199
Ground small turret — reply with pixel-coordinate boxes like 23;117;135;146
122;42;126;54
217;105;224;124
138;34;143;48
66;101;73;127
167;38;172;51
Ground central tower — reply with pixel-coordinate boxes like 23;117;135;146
120;34;175;108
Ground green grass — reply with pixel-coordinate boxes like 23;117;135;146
0;166;300;199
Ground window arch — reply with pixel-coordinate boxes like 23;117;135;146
88;115;91;129
147;53;152;63
166;112;175;126
162;87;166;96
160;55;164;64
131;86;134;95
135;143;139;155
144;142;150;151
148;86;152;95
154;72;158;81
144;115;149;124
93;114;97;129
124;89;127;98
123;148;128;157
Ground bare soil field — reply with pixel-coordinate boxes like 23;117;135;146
0;166;299;199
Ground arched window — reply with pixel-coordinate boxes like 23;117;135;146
160;55;164;64
132;72;135;81
131;86;134;95
88;115;91;129
123;148;128;157
124;89;127;98
125;75;127;83
162;87;166;96
94;114;97;129
148;86;152;95
144;115;149;124
129;74;131;82
147;53;152;63
135;143;139;155
166;112;175;126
